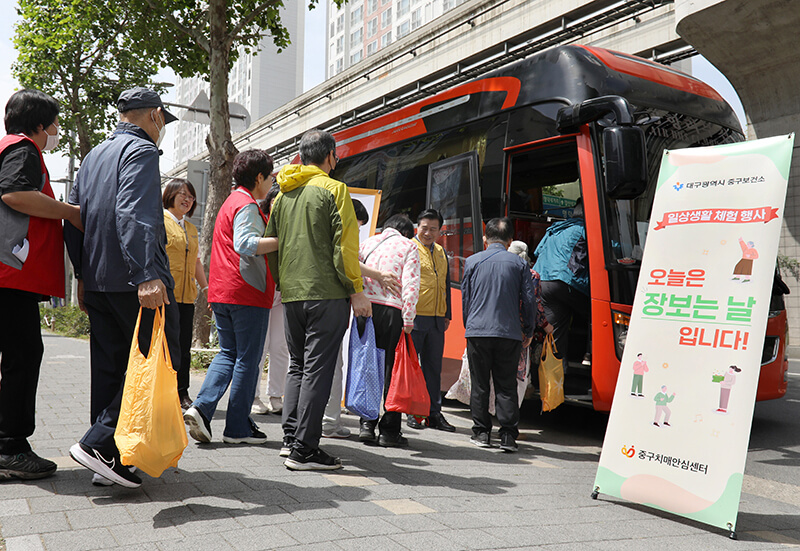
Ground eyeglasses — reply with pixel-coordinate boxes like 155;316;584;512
177;191;195;202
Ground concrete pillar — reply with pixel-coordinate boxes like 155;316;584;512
676;0;800;351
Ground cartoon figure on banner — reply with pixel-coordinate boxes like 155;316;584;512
653;385;675;427
715;365;740;413
732;237;758;282
630;352;649;397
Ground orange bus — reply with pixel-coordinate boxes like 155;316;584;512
330;45;788;411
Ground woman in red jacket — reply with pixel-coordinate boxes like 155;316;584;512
183;150;277;445
0;89;82;480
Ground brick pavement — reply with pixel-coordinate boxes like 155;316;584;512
1;333;800;550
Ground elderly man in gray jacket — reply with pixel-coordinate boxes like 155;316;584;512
461;217;535;453
65;88;179;488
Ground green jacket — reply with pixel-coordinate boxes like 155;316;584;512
265;164;363;302
653;392;675;406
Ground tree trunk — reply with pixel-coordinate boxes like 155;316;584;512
191;0;237;347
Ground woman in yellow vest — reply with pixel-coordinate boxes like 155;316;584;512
163;179;208;410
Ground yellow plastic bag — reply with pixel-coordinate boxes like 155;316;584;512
538;334;564;412
114;307;188;477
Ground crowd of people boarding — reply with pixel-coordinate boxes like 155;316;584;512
0;87;586;487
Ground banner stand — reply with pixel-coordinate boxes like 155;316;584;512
592;134;795;538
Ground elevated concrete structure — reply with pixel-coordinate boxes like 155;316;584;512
168;0;688;173
676;0;800;348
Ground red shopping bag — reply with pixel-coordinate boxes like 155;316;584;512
385;333;430;417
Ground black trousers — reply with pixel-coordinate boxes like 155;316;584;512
411;315;446;416
176;302;195;393
359;303;404;436
282;299;349;452
0;288;45;454
81;289;180;458
539;280;589;361
467;337;521;439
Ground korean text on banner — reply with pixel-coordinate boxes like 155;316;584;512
593;134;794;532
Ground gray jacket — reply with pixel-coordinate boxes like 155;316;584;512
65;122;173;292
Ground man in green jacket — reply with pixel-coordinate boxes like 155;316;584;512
653;385;675;427
266;129;371;471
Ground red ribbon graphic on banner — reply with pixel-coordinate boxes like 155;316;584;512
654;207;779;230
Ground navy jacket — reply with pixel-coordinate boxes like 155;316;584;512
65;122;173;292
462;243;536;341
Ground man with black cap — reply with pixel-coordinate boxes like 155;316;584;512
65;87;180;488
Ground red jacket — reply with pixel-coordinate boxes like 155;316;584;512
208;188;274;308
0;134;64;297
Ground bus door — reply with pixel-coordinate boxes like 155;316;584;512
426;151;483;390
503;136;592;398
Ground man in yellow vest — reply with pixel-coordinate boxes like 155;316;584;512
409;209;454;432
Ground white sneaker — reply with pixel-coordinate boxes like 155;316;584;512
267;396;283;414
92;466;136;486
322;426;351;439
251;397;269;415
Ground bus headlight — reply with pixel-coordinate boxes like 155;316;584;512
612;310;630;361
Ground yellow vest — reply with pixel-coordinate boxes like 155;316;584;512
164;211;199;304
415;238;448;317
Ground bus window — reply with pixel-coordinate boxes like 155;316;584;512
427;151;482;286
506;140;581;252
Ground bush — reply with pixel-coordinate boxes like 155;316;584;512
40;305;90;338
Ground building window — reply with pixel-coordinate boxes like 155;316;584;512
330;22;335;37
381;8;392;27
351;28;363;45
411;8;421;29
367;18;378;38
336;36;344;54
336;14;344;34
381;31;392;47
396;20;409;38
367;0;378;15
351;6;363;24
367;40;378;55
397;0;410;16
336;58;344;73
330;64;334;76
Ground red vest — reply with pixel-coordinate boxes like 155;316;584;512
0;134;64;297
208;188;274;308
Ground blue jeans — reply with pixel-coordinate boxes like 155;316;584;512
194;303;269;439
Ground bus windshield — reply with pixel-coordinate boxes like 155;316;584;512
601;111;744;272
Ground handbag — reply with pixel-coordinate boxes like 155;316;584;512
114;307;188;477
385;332;431;417
538;333;565;412
345;317;385;421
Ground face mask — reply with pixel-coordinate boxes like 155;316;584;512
43;124;60;151
151;110;166;147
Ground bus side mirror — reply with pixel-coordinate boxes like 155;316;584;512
603;126;647;200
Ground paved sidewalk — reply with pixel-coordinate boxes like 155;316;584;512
1;333;800;550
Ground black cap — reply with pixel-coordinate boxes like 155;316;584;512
117;87;178;124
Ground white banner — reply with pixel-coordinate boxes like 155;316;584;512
594;134;795;532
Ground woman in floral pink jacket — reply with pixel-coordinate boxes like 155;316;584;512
357;214;420;447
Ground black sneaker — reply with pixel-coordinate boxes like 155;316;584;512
184;406;212;443
428;413;456;432
359;421;377;442
0;451;57;480
279;435;295;457
470;432;491;448
499;433;518;453
222;419;267;444
378;433;408;448
284;447;343;471
406;416;426;430
69;443;141;488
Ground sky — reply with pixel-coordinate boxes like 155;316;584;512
0;1;743;201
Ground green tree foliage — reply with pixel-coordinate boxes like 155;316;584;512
12;0;163;160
